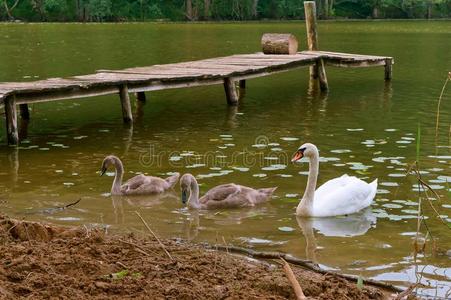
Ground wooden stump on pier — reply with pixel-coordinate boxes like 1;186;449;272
223;78;239;105
119;85;133;123
5;96;18;145
261;34;298;55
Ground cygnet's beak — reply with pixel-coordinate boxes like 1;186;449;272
181;189;188;204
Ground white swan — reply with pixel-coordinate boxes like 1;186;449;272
291;143;377;217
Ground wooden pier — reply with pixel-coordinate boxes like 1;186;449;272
0;2;393;145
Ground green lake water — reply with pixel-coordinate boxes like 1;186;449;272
0;21;450;297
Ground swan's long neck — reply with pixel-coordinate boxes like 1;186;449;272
111;158;124;195
297;151;319;216
188;176;201;209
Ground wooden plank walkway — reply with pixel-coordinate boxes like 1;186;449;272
0;50;393;145
0;51;392;105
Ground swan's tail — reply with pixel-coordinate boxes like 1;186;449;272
257;187;278;200
165;172;180;188
368;179;378;204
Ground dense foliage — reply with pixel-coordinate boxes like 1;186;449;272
1;0;451;22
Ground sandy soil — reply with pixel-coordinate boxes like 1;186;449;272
0;215;393;299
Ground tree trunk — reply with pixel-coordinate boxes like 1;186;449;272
427;3;432;19
204;0;210;20
252;0;258;18
329;0;334;17
3;0;20;20
186;0;193;20
372;6;379;19
261;33;298;55
323;0;329;19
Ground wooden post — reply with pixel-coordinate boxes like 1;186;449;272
304;1;328;91
223;78;239;105
239;80;246;89
136;91;147;103
317;59;329;91
384;58;392;81
304;1;319;79
19;104;30;120
119;84;133;123
5;96;18;145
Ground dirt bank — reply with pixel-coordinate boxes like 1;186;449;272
0;216;398;299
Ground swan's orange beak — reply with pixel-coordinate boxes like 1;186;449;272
291;150;303;162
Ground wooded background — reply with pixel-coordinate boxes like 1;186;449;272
2;0;451;22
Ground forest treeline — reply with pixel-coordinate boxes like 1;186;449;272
2;0;451;22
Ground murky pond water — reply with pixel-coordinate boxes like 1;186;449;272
0;21;450;297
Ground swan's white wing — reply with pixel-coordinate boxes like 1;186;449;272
314;174;350;196
312;176;377;217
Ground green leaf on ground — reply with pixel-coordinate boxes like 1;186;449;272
357;275;364;290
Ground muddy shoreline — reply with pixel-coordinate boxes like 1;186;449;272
0;216;404;299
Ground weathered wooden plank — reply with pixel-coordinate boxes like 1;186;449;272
325;60;387;68
15;85;120;104
312;51;391;62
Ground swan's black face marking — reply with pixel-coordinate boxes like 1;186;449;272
181;189;188;204
291;148;305;162
100;157;113;176
100;167;107;176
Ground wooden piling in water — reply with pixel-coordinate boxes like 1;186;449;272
19;104;30;120
136;91;147;103
5;96;18;145
304;1;328;91
384;58;393;80
239;80;246;89
224;78;239;105
119;85;133;123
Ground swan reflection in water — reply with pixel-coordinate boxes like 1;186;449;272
111;191;178;224
296;208;376;262
179;206;273;241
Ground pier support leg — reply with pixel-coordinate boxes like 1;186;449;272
239;80;246;89
5;96;18;145
223;78;239;106
136;91;147;103
19;104;30;120
384;58;392;81
119;85;133;123
304;1;328;88
317;59;329;91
